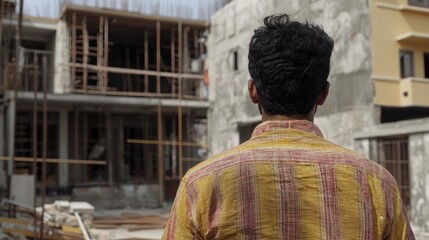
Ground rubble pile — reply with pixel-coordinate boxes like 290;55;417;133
38;201;94;229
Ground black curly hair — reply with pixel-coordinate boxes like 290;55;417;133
248;14;334;116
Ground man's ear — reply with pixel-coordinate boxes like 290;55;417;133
248;79;260;104
316;81;330;105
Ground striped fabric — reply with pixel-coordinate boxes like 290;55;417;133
163;120;415;239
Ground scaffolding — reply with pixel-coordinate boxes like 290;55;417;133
62;5;208;204
1;2;209;238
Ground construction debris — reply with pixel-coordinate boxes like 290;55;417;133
35;201;94;229
1;199;168;239
92;214;168;231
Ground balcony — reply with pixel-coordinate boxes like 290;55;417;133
374;76;429;107
0;49;53;92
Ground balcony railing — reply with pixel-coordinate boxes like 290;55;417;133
1;49;53;92
70;64;208;100
374;76;429;107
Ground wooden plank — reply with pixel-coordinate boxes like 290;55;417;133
0;156;107;165
68;63;204;80
72;89;178;98
127;139;206;148
0;217;30;225
3;228;38;238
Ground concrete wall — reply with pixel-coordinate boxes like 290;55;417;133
53;20;71;93
355;117;429;236
371;0;429;107
207;0;375;155
409;133;429;236
71;184;160;210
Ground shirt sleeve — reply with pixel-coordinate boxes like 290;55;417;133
385;187;415;240
162;179;201;240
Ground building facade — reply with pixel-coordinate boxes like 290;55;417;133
208;0;429;237
0;1;209;208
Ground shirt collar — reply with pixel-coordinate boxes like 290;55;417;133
251;120;324;139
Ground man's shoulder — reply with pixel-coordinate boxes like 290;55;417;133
323;140;399;191
182;144;247;185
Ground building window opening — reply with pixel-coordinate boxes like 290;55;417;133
400;50;414;78
377;137;410;208
409;0;429;8
424;53;429;79
233;50;239;71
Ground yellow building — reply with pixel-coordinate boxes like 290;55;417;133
372;0;429;107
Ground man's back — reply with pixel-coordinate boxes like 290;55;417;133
163;120;413;239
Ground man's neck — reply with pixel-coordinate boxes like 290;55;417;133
261;113;314;122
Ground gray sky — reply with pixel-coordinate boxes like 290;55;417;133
23;0;225;20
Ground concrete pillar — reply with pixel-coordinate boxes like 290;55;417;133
58;110;69;187
409;133;429;234
6;98;16;175
0;107;6;188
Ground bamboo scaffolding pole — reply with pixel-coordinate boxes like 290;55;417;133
157;105;164;205
103;16;109;92
32;54;38;239
97;16;103;91
71;13;77;88
144;30;149;92
178;22;183;179
40;55;48;240
82;16;88;91
156;21;161;94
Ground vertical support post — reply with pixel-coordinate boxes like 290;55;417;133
183;27;189;97
171;29;175;73
172;117;177;178
199;30;204;65
156;21;161;94
171;29;175;96
72;109;80;183
104;17;109;92
194;29;198;59
58;110;69;187
83;113;88;182
157;105;164;205
82;17;88;91
106;113;113;189
71;13;77;90
178;22;183;179
40;55;48;240
97;16;103;91
0;1;3;49
144;30;149;92
32;55;38;236
125;46;130;91
143;116;152;179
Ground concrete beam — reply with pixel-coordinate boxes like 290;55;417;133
5;91;210;110
355;117;429;139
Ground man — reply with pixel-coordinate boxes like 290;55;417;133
163;14;414;239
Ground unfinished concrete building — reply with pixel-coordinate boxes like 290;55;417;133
208;0;429;237
0;1;209;208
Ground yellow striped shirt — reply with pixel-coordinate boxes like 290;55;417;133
163;120;414;239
